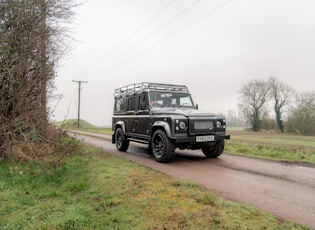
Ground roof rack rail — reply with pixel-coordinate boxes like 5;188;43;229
114;82;189;98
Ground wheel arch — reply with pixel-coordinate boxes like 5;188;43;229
114;121;126;133
151;121;172;138
112;121;126;143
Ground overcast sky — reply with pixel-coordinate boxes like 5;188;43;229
52;0;315;126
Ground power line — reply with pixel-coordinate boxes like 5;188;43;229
88;0;201;81
83;0;176;80
89;0;233;81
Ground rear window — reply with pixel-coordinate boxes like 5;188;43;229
114;98;127;112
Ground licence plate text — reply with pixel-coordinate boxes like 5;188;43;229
196;135;214;142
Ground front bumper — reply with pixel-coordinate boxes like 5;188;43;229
171;134;230;144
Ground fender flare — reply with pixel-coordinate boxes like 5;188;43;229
114;121;126;134
152;121;172;138
112;121;126;143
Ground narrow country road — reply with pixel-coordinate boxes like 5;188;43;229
68;130;315;228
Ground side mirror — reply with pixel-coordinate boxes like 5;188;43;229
196;104;199;110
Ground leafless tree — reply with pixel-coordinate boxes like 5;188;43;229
0;0;78;162
286;91;315;135
268;76;294;132
238;79;270;132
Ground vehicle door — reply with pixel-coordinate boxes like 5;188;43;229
135;94;151;139
125;96;136;135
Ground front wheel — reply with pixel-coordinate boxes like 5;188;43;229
202;140;224;158
151;130;175;163
115;128;129;151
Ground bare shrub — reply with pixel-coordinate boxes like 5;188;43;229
0;0;79;166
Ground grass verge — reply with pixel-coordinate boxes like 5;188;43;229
54;119;113;135
226;130;315;164
0;143;311;229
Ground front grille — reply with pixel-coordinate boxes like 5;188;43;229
194;121;213;130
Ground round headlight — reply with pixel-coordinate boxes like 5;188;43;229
216;121;222;128
179;121;187;130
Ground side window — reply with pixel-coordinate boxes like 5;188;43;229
138;95;148;110
128;97;136;111
114;98;126;112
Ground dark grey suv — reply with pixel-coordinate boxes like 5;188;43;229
112;82;230;162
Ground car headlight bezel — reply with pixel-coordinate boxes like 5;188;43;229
216;120;222;128
179;121;187;130
175;119;188;131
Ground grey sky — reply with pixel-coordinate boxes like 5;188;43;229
52;0;315;126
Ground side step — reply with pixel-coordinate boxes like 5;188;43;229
127;138;149;144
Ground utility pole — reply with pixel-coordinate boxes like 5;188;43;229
72;80;88;128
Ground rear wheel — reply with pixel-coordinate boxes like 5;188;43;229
115;128;129;151
202;140;224;158
151;130;175;163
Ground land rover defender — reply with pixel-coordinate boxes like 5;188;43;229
112;82;230;162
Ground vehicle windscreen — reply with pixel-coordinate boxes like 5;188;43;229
149;92;194;109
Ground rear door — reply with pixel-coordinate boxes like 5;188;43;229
125;96;136;135
135;94;151;139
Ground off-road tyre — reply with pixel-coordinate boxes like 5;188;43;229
115;127;129;151
202;140;224;158
151;129;175;163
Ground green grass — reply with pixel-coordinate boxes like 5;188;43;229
228;130;315;147
54;119;113;135
226;126;250;131
55;119;95;129
0;143;312;230
225;130;315;164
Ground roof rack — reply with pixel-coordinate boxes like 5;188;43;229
114;82;189;98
